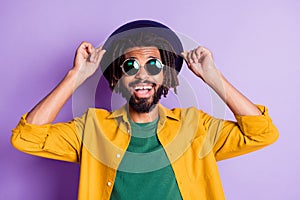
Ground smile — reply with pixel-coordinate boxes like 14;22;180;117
134;85;153;91
131;84;155;98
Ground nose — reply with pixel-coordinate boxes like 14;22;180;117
134;64;149;80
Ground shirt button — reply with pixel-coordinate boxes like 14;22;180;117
116;154;121;158
107;181;112;186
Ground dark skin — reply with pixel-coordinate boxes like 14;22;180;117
26;42;260;125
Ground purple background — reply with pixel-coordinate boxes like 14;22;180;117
1;0;299;199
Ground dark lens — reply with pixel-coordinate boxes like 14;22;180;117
123;59;139;76
145;59;163;75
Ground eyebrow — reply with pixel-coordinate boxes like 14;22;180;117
128;56;158;59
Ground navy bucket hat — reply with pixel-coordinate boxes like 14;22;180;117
100;20;184;81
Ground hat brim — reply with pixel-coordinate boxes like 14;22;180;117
100;20;184;80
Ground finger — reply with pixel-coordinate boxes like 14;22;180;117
180;51;188;59
85;44;95;56
93;46;105;63
186;51;194;64
77;42;93;61
89;50;96;63
80;42;95;54
96;49;106;65
87;43;95;54
181;51;190;64
89;46;105;64
201;46;212;57
92;47;103;63
94;45;103;54
79;41;89;51
191;49;198;63
195;46;208;62
181;50;195;66
95;46;104;55
195;46;202;59
206;48;213;58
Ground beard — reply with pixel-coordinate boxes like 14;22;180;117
129;85;163;113
119;81;164;113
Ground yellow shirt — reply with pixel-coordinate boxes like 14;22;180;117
11;104;279;199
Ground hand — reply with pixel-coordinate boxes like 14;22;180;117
72;41;106;80
181;46;219;84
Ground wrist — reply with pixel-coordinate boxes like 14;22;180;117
202;68;222;86
66;69;87;89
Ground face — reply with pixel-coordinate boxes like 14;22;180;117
119;46;164;113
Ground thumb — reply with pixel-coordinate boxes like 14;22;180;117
180;51;188;59
180;51;190;66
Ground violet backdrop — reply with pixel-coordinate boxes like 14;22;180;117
1;0;299;199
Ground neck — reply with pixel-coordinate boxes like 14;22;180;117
128;104;159;123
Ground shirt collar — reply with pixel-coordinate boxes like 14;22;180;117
106;103;180;122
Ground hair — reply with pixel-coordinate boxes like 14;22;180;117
102;31;179;97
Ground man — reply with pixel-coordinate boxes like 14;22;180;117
12;20;279;199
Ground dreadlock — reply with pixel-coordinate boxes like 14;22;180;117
103;31;179;97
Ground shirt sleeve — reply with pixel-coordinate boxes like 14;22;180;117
11;113;85;163
199;105;279;161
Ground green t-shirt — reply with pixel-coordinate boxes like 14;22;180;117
110;118;182;200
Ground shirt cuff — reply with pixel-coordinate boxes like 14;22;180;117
234;105;271;136
13;113;50;144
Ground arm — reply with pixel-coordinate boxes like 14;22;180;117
27;42;105;125
182;46;278;159
11;42;105;162
181;46;260;116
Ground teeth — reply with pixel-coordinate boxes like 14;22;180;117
135;85;152;90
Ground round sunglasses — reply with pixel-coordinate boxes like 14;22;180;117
120;58;164;76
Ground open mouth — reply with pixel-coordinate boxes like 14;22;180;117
132;84;154;98
134;85;153;92
128;80;157;98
